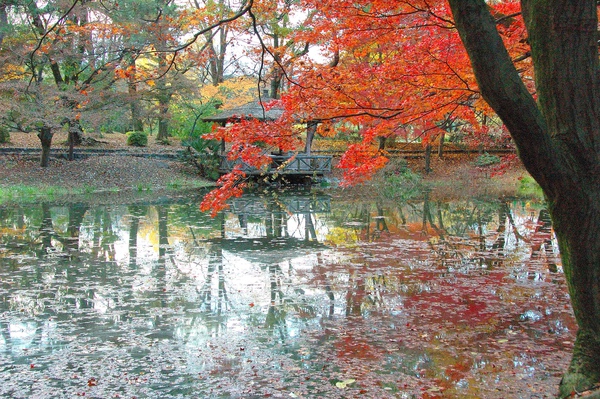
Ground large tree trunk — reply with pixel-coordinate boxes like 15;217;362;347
37;126;53;167
448;0;600;395
156;51;172;143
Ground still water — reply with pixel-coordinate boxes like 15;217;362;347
0;189;575;398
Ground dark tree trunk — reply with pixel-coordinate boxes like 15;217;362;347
37;126;53;167
424;143;432;174
129;86;144;132
378;136;386;151
157;107;170;142
67;119;83;161
0;3;8;48
448;0;600;395
126;54;144;132
155;57;172;142
437;132;445;158
206;26;228;86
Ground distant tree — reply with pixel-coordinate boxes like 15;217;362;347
190;0;235;86
0;0;124;165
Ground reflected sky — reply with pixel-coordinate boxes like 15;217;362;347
0;190;573;398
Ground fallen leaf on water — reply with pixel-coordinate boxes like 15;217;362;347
336;379;356;388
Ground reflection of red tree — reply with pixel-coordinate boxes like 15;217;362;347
334;332;380;360
403;271;506;328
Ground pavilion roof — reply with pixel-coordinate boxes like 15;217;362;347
202;97;284;123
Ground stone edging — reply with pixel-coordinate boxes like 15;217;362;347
0;147;185;160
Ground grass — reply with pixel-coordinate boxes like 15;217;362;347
0;178;213;205
0;184;74;204
136;182;153;191
83;184;96;194
0;183;122;205
166;179;185;190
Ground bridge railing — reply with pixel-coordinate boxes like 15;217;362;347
219;154;332;176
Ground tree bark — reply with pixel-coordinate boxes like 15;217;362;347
156;51;172;142
156;94;171;142
206;26;228;86
448;0;600;395
0;2;8;48
424;143;432;174
37;126;53;167
305;121;318;155
67;119;83;161
437;132;445;158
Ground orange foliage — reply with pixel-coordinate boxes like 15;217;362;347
200;168;247;217
199;0;529;215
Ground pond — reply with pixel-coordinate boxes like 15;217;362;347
0;188;575;398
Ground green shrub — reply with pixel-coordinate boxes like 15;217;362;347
382;168;423;202
182;136;222;180
518;175;544;199
474;152;501;167
0;126;9;144
126;131;148;147
169;100;220;140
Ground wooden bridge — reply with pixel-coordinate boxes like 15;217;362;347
219;153;332;176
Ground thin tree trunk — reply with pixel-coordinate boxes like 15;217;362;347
37;126;53;167
157;98;170;142
305;121;318;155
0;3;8;48
424;143;432;174
67;119;83;161
130;93;144;132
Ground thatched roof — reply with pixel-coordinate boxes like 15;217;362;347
202;98;284;123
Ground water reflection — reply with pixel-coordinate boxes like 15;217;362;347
0;190;574;398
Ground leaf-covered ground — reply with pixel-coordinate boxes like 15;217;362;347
0;132;209;200
0;131;527;205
